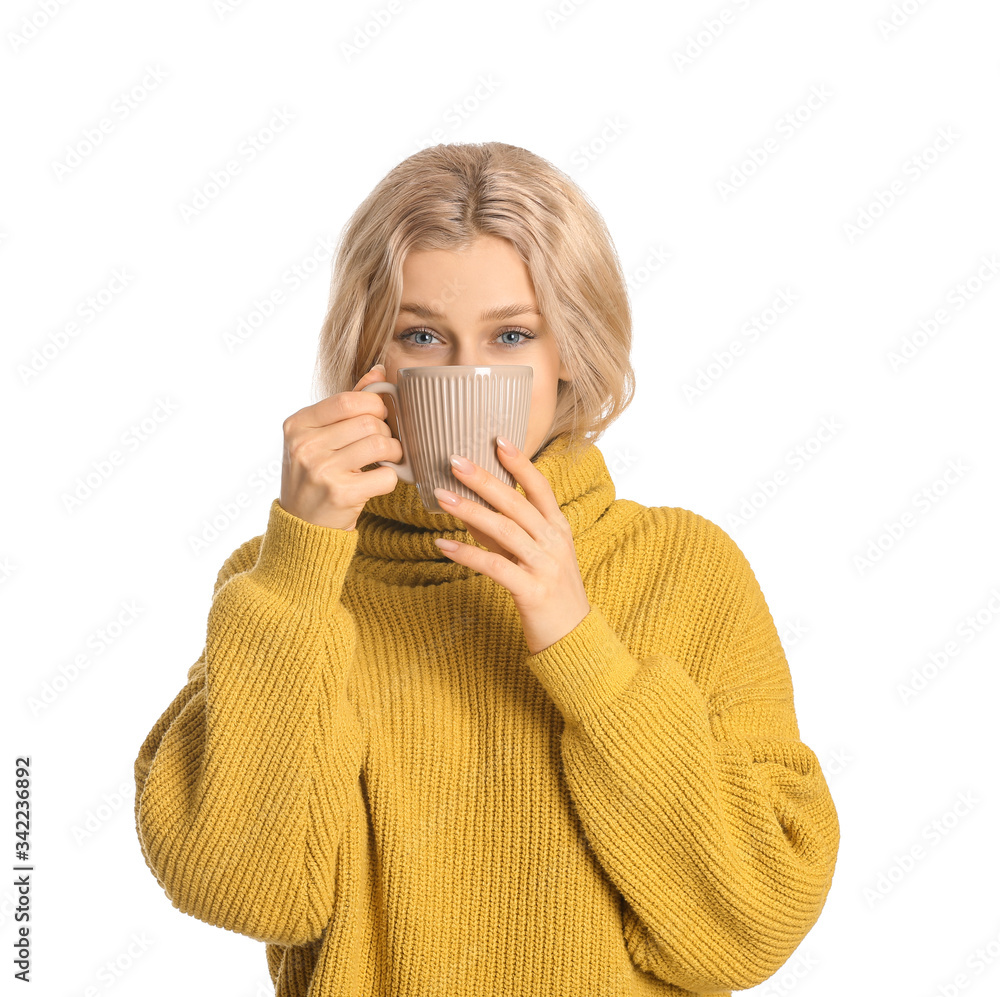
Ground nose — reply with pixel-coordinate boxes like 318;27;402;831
446;337;492;367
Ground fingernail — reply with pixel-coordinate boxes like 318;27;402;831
371;363;385;373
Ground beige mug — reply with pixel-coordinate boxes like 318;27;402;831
361;364;533;514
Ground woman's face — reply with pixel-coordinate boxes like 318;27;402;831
381;234;571;462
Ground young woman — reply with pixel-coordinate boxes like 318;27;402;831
134;142;840;997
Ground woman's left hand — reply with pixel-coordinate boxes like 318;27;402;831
432;436;591;656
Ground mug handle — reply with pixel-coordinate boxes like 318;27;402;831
360;382;415;483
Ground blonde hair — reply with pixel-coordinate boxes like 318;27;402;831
312;141;634;461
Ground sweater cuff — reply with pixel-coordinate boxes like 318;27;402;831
523;603;642;727
246;498;359;617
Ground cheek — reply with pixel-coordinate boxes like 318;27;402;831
529;383;548;413
529;365;560;406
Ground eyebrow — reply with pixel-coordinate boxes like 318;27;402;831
398;302;541;322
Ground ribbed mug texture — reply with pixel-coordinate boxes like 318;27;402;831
371;365;532;514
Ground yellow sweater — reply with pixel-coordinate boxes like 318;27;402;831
134;433;839;997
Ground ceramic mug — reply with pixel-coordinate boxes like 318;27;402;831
361;364;533;514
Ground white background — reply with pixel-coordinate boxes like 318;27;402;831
3;0;999;994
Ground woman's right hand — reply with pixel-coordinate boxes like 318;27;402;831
279;365;403;531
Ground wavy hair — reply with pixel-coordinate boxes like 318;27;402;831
312;141;634;461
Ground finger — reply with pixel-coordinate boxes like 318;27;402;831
462;522;518;564
291;365;387;432
433;487;540;567
433;537;530;596
294;371;389;433
495;437;566;527
447;452;552;545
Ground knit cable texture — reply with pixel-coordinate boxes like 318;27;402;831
134;433;840;997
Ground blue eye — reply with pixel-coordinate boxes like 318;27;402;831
396;327;537;349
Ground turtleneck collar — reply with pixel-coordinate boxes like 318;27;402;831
352;433;616;585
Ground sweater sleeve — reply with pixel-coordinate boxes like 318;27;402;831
134;498;365;948
522;548;840;993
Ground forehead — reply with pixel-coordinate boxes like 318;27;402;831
401;236;534;296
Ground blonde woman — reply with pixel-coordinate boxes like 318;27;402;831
134;142;840;997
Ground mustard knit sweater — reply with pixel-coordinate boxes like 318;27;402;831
134;433;840;997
